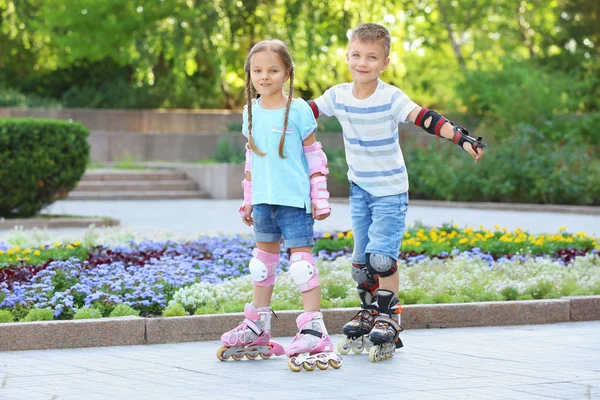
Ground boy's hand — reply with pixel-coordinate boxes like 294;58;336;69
241;205;253;226
463;141;485;163
312;204;330;221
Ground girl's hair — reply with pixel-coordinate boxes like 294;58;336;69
244;39;294;158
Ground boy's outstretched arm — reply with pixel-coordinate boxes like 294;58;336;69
407;106;486;163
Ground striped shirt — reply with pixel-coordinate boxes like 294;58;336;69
314;80;417;196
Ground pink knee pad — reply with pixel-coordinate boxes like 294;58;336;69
249;248;279;286
289;252;320;293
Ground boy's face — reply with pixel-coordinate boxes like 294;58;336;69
250;50;290;98
346;39;390;85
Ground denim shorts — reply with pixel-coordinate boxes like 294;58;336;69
252;204;314;248
349;182;409;264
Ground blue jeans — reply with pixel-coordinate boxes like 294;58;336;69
350;182;409;264
252;204;314;248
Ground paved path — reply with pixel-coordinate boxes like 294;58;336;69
1;199;597;238
0;321;598;400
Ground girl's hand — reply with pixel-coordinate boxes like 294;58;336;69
241;205;254;226
312;204;330;221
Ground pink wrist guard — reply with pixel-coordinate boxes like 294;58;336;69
244;143;252;173
310;175;331;216
303;141;329;176
238;178;252;217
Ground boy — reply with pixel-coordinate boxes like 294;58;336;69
307;23;486;359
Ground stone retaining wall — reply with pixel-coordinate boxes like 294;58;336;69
1;296;597;352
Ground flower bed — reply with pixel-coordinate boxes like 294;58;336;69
0;226;599;323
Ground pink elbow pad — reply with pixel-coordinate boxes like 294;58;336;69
238;178;252;217
303;141;329;176
310;175;331;216
244;143;252;173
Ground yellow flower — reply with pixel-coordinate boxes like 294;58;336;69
323;233;331;238
24;248;31;254
66;244;74;250
0;250;3;255
74;241;81;247
7;249;14;255
404;232;411;238
346;231;353;239
40;245;45;250
13;246;21;252
54;242;60;247
24;257;29;262
559;226;567;232
459;238;468;244
34;250;41;256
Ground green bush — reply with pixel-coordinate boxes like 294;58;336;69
162;303;188;317
405;128;600;205
0;88;26;107
109;304;140;317
0;118;90;217
0;309;15;323
214;133;245;163
73;307;103;320
21;308;54;322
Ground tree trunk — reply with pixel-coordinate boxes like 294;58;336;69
437;0;466;68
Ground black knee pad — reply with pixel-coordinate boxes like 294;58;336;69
366;253;397;278
351;263;378;291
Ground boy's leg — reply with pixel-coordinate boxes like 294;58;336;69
364;192;408;348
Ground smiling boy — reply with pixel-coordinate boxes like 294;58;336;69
308;23;486;361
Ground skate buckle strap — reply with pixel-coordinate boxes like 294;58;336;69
300;329;323;338
243;318;262;336
374;315;400;331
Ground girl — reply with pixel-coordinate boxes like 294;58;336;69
216;39;342;372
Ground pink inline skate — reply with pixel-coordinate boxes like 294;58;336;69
217;303;285;361
285;311;343;372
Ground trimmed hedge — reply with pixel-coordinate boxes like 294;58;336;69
0;118;90;217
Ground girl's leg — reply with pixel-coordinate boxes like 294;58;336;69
252;240;281;308
290;246;321;312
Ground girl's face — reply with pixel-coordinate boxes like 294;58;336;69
250;50;289;99
346;39;389;85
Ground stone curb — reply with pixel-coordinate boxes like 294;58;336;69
1;296;598;352
0;217;120;230
329;198;600;215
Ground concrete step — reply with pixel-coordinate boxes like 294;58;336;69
73;180;198;192
67;190;210;200
82;169;188;182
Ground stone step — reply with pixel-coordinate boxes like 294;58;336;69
82;169;188;182
67;190;210;200
73;180;198;192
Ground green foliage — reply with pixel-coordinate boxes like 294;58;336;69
109;304;140;317
405;129;600;205
21;308;54;322
73;307;103;320
0;309;15;323
0;118;90;218
322;147;348;185
162;303;188;317
214;134;245;164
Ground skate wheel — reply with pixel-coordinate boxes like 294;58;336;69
328;358;343;369
231;353;244;361
316;360;329;370
369;346;379;363
336;339;350;355
246;354;258;360
259;353;272;360
288;357;302;372
351;345;363;354
303;361;316;371
216;346;230;361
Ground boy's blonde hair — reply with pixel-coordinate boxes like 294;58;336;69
244;39;294;158
349;23;391;57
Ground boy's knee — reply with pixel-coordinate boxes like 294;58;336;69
366;253;397;278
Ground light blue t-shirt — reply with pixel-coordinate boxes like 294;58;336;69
242;98;318;212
